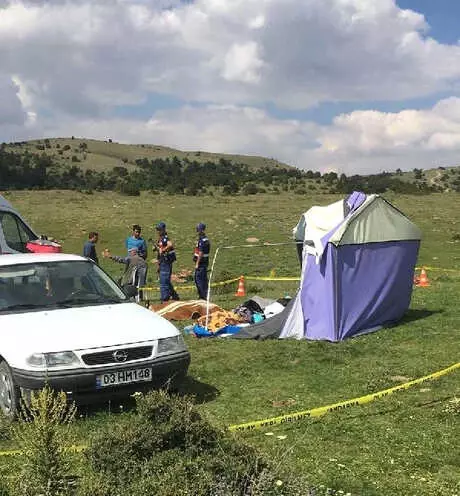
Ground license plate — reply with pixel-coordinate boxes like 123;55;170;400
96;368;152;388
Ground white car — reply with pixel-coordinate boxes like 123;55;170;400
0;253;190;416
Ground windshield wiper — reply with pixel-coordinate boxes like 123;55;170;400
55;297;124;307
0;303;56;312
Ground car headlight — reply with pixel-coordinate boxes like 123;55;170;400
157;335;187;355
26;351;80;368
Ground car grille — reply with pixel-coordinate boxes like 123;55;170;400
81;346;153;366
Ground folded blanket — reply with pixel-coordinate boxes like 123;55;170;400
149;299;221;320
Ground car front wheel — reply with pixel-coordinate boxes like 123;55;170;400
0;361;18;417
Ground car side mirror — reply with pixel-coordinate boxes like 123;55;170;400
123;285;138;299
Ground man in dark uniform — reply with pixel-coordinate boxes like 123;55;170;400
193;223;210;300
154;222;179;303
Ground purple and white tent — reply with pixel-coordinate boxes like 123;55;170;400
280;192;422;341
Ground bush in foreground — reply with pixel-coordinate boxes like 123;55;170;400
8;387;76;496
78;390;310;496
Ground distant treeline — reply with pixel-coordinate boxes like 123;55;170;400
1;144;457;195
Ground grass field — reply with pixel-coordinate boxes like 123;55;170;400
0;190;459;495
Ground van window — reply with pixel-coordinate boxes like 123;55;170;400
0;212;36;253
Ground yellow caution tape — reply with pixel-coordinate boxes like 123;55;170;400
139;267;459;293
228;362;460;432
0;444;87;458
0;363;457;456
141;277;240;292
416;266;460;274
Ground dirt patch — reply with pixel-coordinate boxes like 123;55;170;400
272;398;296;408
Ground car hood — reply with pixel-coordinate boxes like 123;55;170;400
0;303;180;354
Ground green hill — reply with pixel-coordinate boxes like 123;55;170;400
2;137;460;194
4;137;292;172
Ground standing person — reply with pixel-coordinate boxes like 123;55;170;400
83;232;99;264
193;223;210;300
103;246;147;292
126;224;148;259
154;222;179;302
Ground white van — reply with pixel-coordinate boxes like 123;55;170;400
0;253;190;416
0;194;40;254
0;194;62;254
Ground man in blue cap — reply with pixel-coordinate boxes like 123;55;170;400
193;222;210;300
154;222;179;302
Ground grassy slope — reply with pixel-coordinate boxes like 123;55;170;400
0;190;459;495
3;137;292;172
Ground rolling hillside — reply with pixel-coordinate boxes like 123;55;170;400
4;137;292;172
2;137;460;193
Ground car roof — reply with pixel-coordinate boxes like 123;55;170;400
0;194;13;210
0;253;88;267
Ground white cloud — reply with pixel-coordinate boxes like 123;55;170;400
1;0;460;116
0;76;28;126
1;0;460;174
221;42;264;84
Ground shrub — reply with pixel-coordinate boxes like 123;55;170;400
9;386;76;496
242;183;258;195
79;390;299;496
0;411;11;441
118;182;140;196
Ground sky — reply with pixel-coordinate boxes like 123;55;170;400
1;0;460;175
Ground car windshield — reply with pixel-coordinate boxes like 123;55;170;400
0;260;127;313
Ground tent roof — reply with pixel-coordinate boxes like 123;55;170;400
329;195;421;245
295;193;421;248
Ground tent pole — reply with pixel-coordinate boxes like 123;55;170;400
205;246;220;330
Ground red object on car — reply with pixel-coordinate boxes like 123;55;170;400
26;239;62;254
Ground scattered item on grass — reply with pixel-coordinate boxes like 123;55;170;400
265;432;274;436
276;435;287;440
150;300;222;320
193;323;242;338
197;310;245;332
272;398;296;408
246;237;259;243
264;301;285;318
390;375;412;382
171;268;193;283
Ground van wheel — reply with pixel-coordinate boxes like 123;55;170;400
0;361;18;417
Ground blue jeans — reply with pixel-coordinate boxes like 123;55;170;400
194;266;208;300
159;262;178;302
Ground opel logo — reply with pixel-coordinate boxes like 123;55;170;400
112;350;129;362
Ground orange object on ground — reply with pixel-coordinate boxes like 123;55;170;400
416;268;430;287
234;275;246;297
